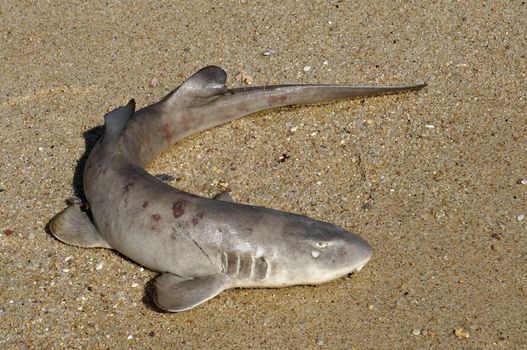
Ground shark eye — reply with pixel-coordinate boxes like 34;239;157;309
315;241;328;248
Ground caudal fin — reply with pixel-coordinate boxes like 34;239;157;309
125;66;425;165
160;66;426;141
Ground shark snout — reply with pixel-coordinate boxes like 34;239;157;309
349;236;373;273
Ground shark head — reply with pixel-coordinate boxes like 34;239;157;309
273;217;372;286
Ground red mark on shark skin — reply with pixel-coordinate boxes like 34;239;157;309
191;212;205;226
268;95;287;105
142;201;149;208
172;200;185;218
161;123;174;140
122;182;134;195
151;213;161;221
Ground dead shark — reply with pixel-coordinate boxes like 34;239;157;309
50;66;425;312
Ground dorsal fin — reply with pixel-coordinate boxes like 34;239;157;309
104;99;135;136
163;66;227;107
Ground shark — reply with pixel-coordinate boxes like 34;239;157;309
50;66;425;312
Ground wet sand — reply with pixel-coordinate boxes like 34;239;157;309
1;1;526;349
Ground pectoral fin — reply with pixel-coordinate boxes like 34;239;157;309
49;199;111;249
153;273;229;312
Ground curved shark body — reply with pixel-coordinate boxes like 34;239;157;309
50;66;425;311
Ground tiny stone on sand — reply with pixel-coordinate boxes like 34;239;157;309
234;72;253;84
454;328;470;339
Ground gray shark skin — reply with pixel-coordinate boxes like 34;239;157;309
50;66;425;312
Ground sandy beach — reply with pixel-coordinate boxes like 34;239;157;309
1;1;526;348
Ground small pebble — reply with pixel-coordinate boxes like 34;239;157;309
38;146;44;151
131;283;139;288
262;50;275;56
516;178;527;185
155;174;175;182
234;72;253;84
425;124;435;129
278;154;290;163
454;328;470;339
303;66;312;72
516;214;525;222
411;328;421;336
316;337;324;346
149;78;158;88
64;256;74;262
95;261;104;271
127;335;133;340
